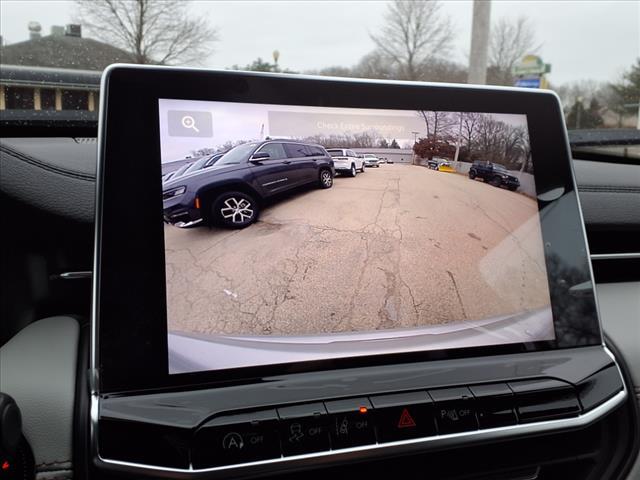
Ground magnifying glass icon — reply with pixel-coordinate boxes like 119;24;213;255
181;115;200;133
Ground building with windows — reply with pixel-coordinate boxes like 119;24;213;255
0;23;133;114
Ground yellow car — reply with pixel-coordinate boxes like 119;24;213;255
437;161;456;173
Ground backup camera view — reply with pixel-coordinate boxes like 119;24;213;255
159;98;554;374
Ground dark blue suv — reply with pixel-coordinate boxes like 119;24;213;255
468;160;520;191
163;140;335;228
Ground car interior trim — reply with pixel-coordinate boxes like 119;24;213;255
92;384;627;476
591;253;640;261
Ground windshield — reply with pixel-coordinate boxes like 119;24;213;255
171;163;192;178
182;155;217;174
181;156;207;174
216;142;256;165
327;150;345;157
0;0;638;152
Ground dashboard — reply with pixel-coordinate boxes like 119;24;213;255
0;69;638;480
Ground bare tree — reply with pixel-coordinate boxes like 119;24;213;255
460;112;481;159
417;110;457;139
488;16;540;85
559;80;607;107
75;0;218;65
353;51;396;79
370;0;454;81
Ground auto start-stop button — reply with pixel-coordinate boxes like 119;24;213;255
192;409;280;468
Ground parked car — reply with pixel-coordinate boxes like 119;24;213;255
362;153;382;167
180;152;225;177
163;162;193;183
427;157;450;170
326;148;365;176
163;140;335;228
468;160;520;191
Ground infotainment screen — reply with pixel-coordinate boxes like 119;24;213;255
158;99;555;374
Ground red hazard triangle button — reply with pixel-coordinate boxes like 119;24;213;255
397;408;417;428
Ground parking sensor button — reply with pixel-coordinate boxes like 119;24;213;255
429;387;479;434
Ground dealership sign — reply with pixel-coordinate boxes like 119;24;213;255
513;55;551;77
515;78;541;88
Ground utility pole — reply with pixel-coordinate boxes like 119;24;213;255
454;112;463;163
468;0;491;85
576;97;583;129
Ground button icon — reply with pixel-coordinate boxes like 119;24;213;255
181;115;200;132
192;409;280;468
398;408;417;428
328;412;375;449
441;408;459;422
288;422;304;442
167;110;213;137
339;416;349;435
222;432;244;450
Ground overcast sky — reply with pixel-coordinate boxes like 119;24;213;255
1;1;638;85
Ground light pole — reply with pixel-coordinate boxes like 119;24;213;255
411;131;419;165
576;96;583;129
454;112;463;163
468;0;491;85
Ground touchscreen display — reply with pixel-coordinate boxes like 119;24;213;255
159;99;554;375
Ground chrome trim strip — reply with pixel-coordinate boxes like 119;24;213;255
94;387;627;477
591;252;640;261
89;62;115;464
59;271;92;280
175;218;203;228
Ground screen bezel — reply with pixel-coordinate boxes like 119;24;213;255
95;65;601;393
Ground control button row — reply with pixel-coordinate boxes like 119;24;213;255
192;380;581;468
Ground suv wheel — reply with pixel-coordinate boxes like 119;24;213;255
489;176;502;187
360;163;365;173
349;164;357;177
319;169;333;189
469;170;477;179
212;191;258;229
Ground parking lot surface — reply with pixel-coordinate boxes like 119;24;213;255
165;164;550;336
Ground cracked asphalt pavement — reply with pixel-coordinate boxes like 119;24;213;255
165;164;550;336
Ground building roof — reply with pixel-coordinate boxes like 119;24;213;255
0;64;101;89
0;34;135;71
